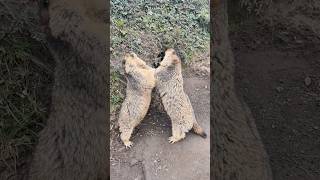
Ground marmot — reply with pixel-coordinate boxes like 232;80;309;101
29;0;108;179
155;48;207;143
118;52;156;148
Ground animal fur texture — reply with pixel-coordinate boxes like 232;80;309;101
118;52;156;148
29;0;108;179
155;48;207;143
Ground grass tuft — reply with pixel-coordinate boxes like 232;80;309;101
110;71;125;113
0;34;53;174
110;0;210;64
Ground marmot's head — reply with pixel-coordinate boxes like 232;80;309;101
123;52;147;73
159;48;181;67
123;52;155;88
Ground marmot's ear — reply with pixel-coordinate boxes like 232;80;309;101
172;58;180;64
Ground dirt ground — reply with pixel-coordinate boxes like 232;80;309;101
110;72;210;180
2;1;320;179
230;7;320;179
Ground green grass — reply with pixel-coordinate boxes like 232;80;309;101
110;71;125;113
111;0;209;62
0;34;52;172
110;0;210;112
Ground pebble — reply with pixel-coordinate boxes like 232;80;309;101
304;76;311;86
130;159;138;166
276;87;283;92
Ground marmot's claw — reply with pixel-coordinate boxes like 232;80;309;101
124;141;133;148
168;136;178;144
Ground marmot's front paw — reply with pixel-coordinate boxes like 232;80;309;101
123;141;133;148
168;136;180;144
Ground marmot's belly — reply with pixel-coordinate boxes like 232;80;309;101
161;94;194;128
125;94;150;121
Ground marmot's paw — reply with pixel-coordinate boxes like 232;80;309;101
168;136;181;144
123;141;133;148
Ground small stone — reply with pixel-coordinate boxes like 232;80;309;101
313;126;319;130
305;77;311;86
276;87;283;92
130;159;138;166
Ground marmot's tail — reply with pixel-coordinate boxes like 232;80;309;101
192;121;207;138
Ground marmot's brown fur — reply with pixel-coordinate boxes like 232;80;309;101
29;0;108;179
118;52;156;148
155;48;207;143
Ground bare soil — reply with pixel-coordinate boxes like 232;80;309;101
230;10;320;179
110;75;210;180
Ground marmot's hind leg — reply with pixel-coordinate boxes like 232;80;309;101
120;127;134;148
168;123;186;144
